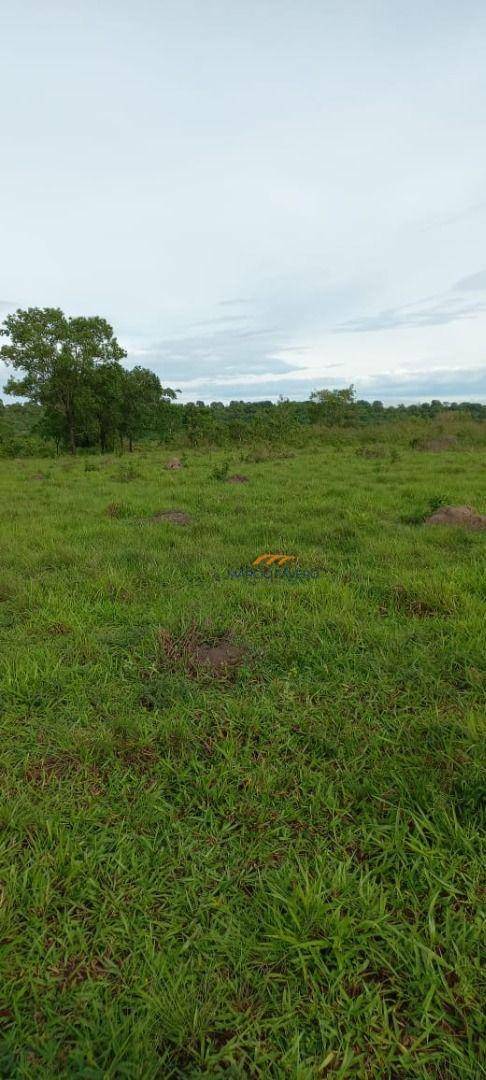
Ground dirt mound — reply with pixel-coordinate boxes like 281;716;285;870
417;436;458;452
152;509;192;525
157;625;247;678
192;640;246;675
425;505;486;530
227;474;249;484
165;457;183;470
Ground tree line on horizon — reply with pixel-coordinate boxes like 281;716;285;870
1;307;485;456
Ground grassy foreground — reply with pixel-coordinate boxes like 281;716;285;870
0;441;484;1078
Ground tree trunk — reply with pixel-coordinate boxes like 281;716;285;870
68;416;76;454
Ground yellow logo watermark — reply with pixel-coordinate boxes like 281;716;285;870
252;553;297;567
228;553;319;581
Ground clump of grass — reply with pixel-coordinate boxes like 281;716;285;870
242;446;296;463
427;493;451;512
211;459;230;481
113;462;139;482
402;492;451;525
105;500;133;518
355;445;386;459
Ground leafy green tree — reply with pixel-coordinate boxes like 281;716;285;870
183;401;212;447
90;361;125;452
120;367;176;451
309;385;356;425
37;405;70;455
0;307;126;453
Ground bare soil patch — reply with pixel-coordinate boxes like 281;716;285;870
26;753;80;784
425;505;486;530
49;954;109;989
193;640;246;673
115;743;159;773
157;624;247;679
151;509;192;525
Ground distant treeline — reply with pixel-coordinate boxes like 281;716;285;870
2;389;485;458
0;307;485;456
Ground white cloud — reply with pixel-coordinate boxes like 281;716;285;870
1;1;485;401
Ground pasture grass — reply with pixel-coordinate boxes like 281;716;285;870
0;439;484;1077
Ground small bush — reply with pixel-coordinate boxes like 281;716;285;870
0;435;55;458
113;463;139;483
211;459;230;481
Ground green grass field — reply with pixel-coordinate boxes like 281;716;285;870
0;440;484;1078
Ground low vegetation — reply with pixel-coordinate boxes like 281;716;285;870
0;432;484;1077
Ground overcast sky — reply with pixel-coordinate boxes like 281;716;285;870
1;0;486;402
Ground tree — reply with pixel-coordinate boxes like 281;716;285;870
90;361;125;452
309;385;356;425
0;307;126;453
119;366;176;451
183;401;212;447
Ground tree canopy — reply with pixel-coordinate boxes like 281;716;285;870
0;307;176;453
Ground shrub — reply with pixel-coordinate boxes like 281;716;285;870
211;459;230;481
